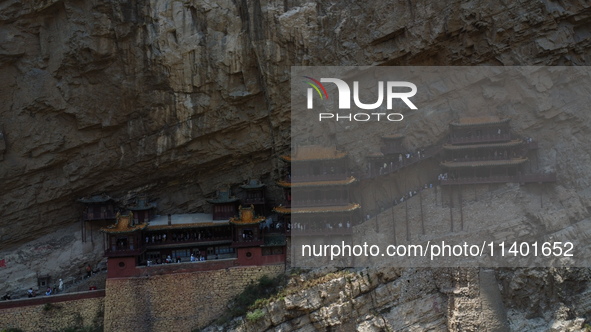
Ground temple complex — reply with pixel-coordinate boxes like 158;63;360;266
77;194;117;242
78;194;117;222
274;145;361;237
240;179;266;216
99;188;285;278
366;134;407;177
440;116;556;185
127;194;156;224
207;188;239;220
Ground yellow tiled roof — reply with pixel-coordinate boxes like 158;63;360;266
381;134;404;139
443;139;523;150
451;117;509;127
229;206;265;225
281;145;347;162
367;151;385;157
441;158;527;168
146;222;229;231
277;176;356;188
100;213;147;234
273;203;360;214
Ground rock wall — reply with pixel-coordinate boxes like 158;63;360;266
2;0;591;248
0;292;104;332
202;267;590;332
0;222;106;297
103;264;284;332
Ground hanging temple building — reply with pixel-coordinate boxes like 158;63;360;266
77;116;555;278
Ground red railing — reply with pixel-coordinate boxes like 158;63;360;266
0;290;105;310
440;173;556;185
232;239;265;247
365;144;442;179
144;235;233;247
84;212;116;221
290;173;348;182
291;228;353;236
449;134;511;145
291;199;349;207
104;247;145;257
443;156;517;163
242;198;265;205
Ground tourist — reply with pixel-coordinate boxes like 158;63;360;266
190;254;195;262
85;264;92;278
58;279;64;292
45;287;52;296
27;288;34;297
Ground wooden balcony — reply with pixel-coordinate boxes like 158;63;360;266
290;173;348;182
449;134;511;145
84;212;117;221
144;235;233;247
291;228;353;236
365;144;441;179
232;239;265;247
291;199;349;208
104;247;145;257
242;197;265;205
440;172;556;185
443;156;518;163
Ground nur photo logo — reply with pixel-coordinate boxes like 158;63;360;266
303;76;417;122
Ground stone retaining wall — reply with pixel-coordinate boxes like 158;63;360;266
104;264;285;332
0;291;104;331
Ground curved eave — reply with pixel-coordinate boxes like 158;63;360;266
441;158;527;168
206;198;240;204
77;195;113;204
281;153;348;162
443;139;523;150
381;134;404;140
277;176;356;188
127;204;157;211
146;222;230;231
240;184;266;189
100;224;147;234
273;203;360;214
367;152;385;158
230;217;266;225
450;118;510;127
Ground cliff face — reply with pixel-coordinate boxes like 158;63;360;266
203;267;591;332
2;1;591;331
2;0;591;247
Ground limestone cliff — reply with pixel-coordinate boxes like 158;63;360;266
2;0;591;247
2;1;591;331
203;267;591;332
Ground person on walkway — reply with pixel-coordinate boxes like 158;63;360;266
85;264;92;278
45;287;52;296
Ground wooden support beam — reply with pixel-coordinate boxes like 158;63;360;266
420;189;425;235
459;185;464;231
450;187;454;232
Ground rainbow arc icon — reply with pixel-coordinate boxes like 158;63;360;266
303;76;329;100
